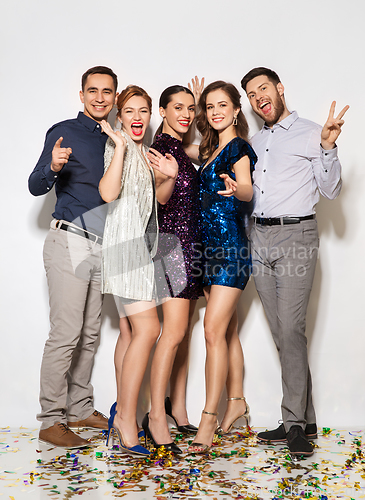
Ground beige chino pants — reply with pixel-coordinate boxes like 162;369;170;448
37;221;103;429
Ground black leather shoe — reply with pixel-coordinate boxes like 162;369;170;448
304;423;318;439
142;413;182;454
257;423;287;443
257;423;318;443
165;397;198;434
286;425;314;457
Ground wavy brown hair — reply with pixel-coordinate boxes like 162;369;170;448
116;85;152;117
196;81;249;161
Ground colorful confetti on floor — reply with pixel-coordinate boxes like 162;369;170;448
0;426;364;499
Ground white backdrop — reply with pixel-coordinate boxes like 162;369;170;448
1;0;364;429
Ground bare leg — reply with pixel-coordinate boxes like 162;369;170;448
218;310;248;432
113;302;161;448
168;300;196;425
189;285;242;452
114;316;132;398
148;298;191;444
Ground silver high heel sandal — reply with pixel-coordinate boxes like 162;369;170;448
216;397;250;435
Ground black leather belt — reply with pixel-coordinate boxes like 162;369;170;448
56;221;103;245
253;214;315;226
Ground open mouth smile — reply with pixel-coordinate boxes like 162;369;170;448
131;123;144;136
259;101;272;115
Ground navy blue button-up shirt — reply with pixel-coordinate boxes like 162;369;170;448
29;112;108;235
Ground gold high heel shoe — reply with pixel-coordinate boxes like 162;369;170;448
188;410;218;454
215;397;250;435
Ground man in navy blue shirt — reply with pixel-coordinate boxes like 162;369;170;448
29;66;118;448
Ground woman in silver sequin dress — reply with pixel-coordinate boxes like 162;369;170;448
99;85;179;455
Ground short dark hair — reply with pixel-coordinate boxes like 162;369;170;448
81;66;118;92
241;67;280;92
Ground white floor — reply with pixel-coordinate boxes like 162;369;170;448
1;426;364;499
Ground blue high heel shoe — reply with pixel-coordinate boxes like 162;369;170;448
109;402;145;439
106;406;150;456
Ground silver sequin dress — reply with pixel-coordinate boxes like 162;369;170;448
101;132;158;301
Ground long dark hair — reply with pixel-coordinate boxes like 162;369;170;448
154;85;195;138
196;81;249;161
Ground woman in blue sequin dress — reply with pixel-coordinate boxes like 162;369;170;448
186;81;257;453
142;85;204;449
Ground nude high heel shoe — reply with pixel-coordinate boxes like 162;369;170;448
188;410;218;454
215;397;250;435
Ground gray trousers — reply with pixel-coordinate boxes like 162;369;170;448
250;219;318;431
37;221;103;429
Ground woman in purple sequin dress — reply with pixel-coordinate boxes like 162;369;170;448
143;85;204;448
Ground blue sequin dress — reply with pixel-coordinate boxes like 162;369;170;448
199;137;257;290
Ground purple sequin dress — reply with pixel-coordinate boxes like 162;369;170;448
151;133;203;300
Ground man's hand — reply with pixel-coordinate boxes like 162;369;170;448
51;137;72;172
321;101;349;150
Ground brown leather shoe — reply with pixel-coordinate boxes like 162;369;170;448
39;422;90;449
68;410;108;430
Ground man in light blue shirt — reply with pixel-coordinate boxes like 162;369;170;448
241;67;348;457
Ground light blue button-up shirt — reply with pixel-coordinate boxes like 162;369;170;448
251;111;342;218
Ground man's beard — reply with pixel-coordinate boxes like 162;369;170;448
264;93;285;126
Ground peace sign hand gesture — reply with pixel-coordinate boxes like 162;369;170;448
321;101;349;150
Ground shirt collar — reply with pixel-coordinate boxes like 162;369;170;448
77;111;103;132
262;110;299;132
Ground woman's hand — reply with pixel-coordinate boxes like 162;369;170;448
100;120;127;151
188;76;205;106
217;173;237;197
147;148;178;179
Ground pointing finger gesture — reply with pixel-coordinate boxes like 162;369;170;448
321;101;349;150
217;173;237;197
51;137;72;172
